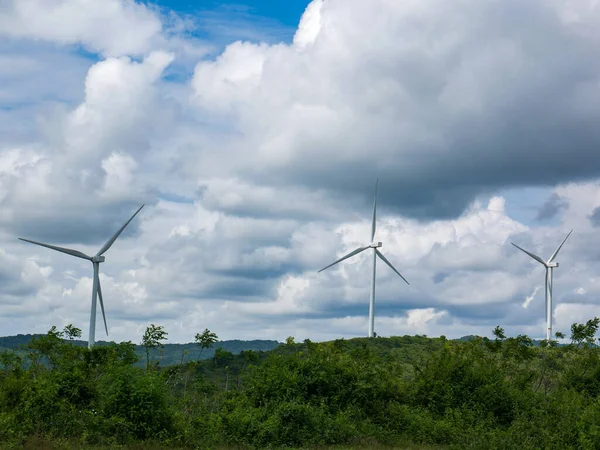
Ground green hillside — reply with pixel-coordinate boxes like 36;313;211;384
1;319;600;449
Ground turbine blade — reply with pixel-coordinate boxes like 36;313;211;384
96;204;144;256
318;246;370;273
18;238;91;260
548;230;573;263
371;179;378;242
376;249;409;285
97;275;108;336
511;243;546;266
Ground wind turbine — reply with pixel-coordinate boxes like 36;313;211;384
318;180;409;338
511;230;573;341
19;205;145;348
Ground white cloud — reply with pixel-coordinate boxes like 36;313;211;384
523;286;541;309
293;0;324;49
3;0;600;345
65;51;175;161
406;308;448;334
100;152;139;200
0;0;164;57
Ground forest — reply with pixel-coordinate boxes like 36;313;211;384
1;319;600;449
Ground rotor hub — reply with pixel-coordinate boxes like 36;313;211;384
547;262;558;268
370;242;382;248
92;255;106;263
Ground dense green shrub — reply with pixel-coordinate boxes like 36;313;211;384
1;320;600;448
99;365;175;441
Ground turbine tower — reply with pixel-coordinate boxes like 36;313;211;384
318;180;409;338
19;205;145;348
511;230;573;341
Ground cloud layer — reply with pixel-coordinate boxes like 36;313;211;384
1;0;600;343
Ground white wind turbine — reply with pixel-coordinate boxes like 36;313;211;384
318;180;409;338
19;205;145;348
511;230;573;341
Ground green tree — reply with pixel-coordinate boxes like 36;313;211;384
141;324;168;370
213;347;233;368
194;328;218;361
26;325;65;370
493;326;506;340
63;324;82;340
571;317;600;347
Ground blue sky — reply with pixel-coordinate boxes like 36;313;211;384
149;0;311;28
148;0;311;46
1;0;600;344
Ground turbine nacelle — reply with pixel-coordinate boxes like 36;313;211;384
92;255;106;263
370;242;382;248
546;262;559;268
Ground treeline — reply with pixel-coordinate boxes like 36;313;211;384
0;331;280;368
1;320;600;449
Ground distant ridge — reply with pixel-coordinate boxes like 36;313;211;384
0;333;281;367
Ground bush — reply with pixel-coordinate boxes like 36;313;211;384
100;365;175;442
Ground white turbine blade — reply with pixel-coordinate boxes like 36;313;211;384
371;179;379;242
97;275;108;336
96;204;144;256
375;249;409;285
511;243;546;266
318;246;370;273
18;238;91;260
547;229;573;263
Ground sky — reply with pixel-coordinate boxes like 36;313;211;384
1;0;600;344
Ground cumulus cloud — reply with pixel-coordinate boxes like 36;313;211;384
188;0;600;219
293;0;323;49
0;0;164;57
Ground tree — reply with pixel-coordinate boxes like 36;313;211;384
241;349;259;368
493;326;506;340
27;326;65;370
63;324;82;340
142;324;168;370
571;317;600;347
194;328;218;361
213;347;233;368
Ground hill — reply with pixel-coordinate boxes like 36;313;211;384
0;332;478;369
0;333;281;368
1;317;600;449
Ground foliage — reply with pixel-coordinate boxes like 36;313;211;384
1;319;600;448
194;328;218;361
141;324;168;371
0;333;280;368
213;347;234;368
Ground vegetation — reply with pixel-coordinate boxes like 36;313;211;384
195;329;219;361
142;324;169;370
0;334;280;369
1;320;600;449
